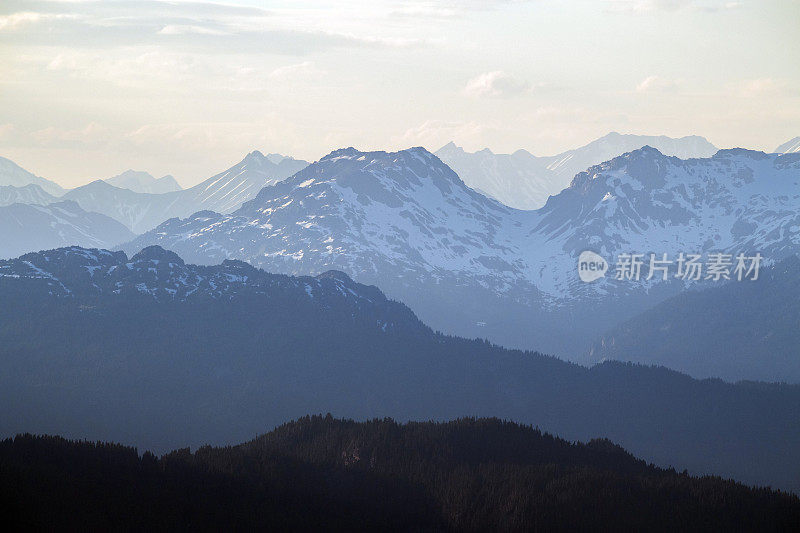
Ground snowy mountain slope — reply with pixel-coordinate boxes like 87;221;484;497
122;148;553;349
185;150;308;214
123;148;535;292
775;137;800;154
0;184;57;207
0;156;65;196
435;133;718;210
64;151;309;233
106;170;182;194
527;148;800;300
124;146;800;357
0;201;134;259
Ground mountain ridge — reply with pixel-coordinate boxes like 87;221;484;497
105;170;183;194
0;201;134;259
0;184;57;207
63;151;309;233
124;144;800;359
435;132;718;209
4;416;799;530
0;156;66;197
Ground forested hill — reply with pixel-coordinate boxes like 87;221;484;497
3;416;799;531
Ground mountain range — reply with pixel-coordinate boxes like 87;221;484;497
0;151;309;235
436;132;718;209
124;145;800;360
105;170;182;194
2;135;798;369
1;245;800;491
63;151;309;233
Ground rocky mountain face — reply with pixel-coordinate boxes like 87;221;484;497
63;151;309;233
0;202;134;259
435;133;718;209
123;146;800;358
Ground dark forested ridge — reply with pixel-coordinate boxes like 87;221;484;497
1;247;800;494
3;416;800;531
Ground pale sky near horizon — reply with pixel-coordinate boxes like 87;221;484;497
0;0;798;188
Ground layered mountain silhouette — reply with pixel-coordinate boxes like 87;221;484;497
0;202;134;259
124;145;800;360
0;184;57;207
64;151;309;233
1;246;800;491
590;256;800;382
0;156;65;196
4;417;799;530
436;133;718;209
105;170;182;194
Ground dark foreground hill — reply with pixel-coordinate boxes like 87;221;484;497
3;416;799;531
1;246;800;492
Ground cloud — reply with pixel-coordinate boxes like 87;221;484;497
0;10;76;30
30;122;109;146
604;0;741;13
124;121;300;155
158;24;229;36
268;61;324;82
735;78;792;98
0;2;432;54
0;123;16;140
636;75;678;93
463;71;530;98
393;119;492;150
604;0;691;12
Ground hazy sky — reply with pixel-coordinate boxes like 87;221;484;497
0;0;798;187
